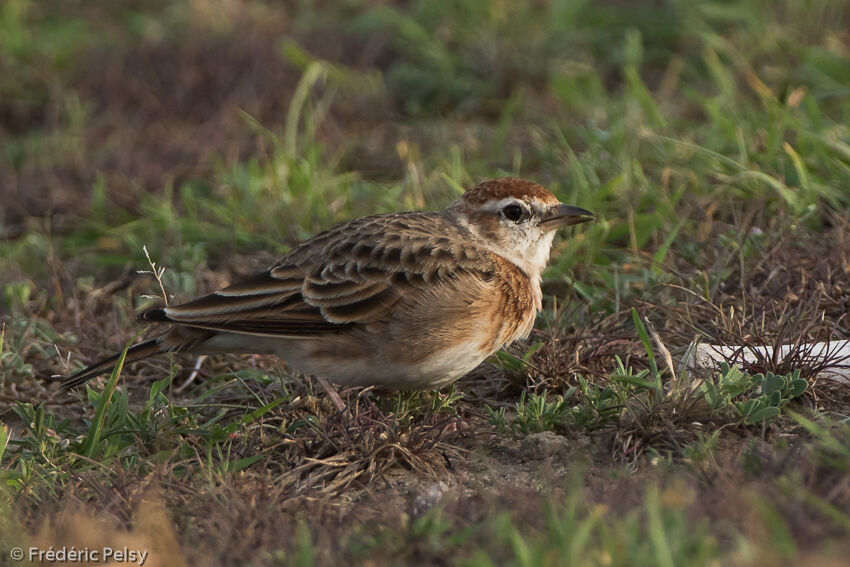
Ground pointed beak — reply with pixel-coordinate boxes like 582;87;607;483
539;204;595;231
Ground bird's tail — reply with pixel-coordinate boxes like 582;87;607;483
59;338;163;391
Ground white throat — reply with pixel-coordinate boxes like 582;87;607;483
489;229;556;280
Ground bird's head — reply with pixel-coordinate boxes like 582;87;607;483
448;178;594;278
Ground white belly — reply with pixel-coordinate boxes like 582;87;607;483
200;332;494;390
282;340;490;390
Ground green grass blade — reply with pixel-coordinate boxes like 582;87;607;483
0;424;9;467
632;308;661;397
81;341;132;459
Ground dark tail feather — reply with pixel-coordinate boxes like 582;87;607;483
59;339;162;391
139;308;169;322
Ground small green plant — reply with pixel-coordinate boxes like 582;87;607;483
564;374;623;431
385;386;463;428
699;363;753;411
487;390;573;435
513;390;570;434
485;405;509;434
9;402;75;460
490;342;545;383
735;370;808;425
700;363;809;426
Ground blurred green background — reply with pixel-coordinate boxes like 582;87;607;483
3;0;848;290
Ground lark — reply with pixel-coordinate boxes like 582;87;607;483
61;178;593;393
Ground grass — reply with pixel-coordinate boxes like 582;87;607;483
2;0;850;565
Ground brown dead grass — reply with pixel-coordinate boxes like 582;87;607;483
27;487;188;567
6;431;849;566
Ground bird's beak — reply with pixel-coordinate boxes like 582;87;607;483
539;204;595;231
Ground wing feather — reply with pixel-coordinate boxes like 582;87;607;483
140;212;496;338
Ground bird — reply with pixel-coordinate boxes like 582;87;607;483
60;177;593;395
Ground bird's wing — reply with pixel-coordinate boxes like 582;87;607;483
144;212;496;338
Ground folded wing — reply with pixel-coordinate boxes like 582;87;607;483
143;212;495;338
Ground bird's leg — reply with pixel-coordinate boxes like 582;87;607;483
314;374;346;413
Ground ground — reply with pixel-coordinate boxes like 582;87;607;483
2;1;850;565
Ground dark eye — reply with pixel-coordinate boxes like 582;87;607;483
502;204;525;222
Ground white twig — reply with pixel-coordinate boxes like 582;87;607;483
690;340;850;384
52;343;72;374
176;355;208;393
141;245;169;306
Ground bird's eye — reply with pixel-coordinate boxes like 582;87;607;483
502;204;525;222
